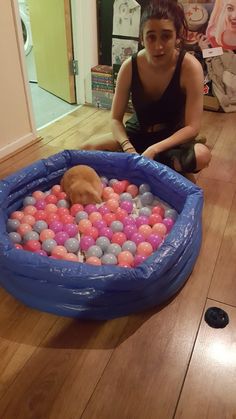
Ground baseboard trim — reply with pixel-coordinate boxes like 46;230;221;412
0;134;42;164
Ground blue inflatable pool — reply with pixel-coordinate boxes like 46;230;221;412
0;150;203;320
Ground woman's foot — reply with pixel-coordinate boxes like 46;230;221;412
182;173;196;184
195;135;207;145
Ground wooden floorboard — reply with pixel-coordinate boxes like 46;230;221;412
208;193;236;307
175;300;236;419
80;178;235;419
0;106;236;418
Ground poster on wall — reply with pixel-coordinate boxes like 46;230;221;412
112;38;139;65
179;1;236;51
179;1;236;112
113;0;141;37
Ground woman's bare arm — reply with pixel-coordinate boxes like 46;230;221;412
111;58;137;153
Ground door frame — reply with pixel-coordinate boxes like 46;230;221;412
71;0;98;104
13;0;37;135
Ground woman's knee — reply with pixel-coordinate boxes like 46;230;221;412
80;140;96;151
80;133;119;152
194;143;211;170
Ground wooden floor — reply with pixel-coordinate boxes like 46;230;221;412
0;106;236;418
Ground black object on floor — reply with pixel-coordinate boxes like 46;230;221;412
204;307;229;329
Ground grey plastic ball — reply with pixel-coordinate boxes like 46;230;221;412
64;238;80;253
7;218;21;232
9;232;22;244
101;253;117;265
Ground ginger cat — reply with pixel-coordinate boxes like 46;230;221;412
60;165;103;205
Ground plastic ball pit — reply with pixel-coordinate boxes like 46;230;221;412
0;150;203;320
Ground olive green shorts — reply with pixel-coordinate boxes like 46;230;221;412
125;119;203;173
154;140;198;173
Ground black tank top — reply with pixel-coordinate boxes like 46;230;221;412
130;50;186;132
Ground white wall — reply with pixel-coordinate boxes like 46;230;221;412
0;0;36;161
0;0;98;162
72;0;98;104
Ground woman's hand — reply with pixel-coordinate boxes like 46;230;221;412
120;139;138;154
125;147;138;154
142;143;163;159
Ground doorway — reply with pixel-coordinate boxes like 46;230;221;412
18;0;79;129
16;0;98;130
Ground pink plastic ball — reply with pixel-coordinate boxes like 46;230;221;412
122;216;136;227
46;213;60;224
64;253;79;262
35;199;46;210
133;254;148;267
45;194;58;205
122;180;130;190
54;231;70;245
98;204;110;216
106;198;119;212
10;210;24;221
115;208;128;221
23;206;37;216
130;232;145;245
78;219;92;234
102;186;114;200
99;227;113;240
93;219;107;230
84;204;97;214
70;203;84;216
112;181;126;194
149;213;163;226
51;184;62;196
32;190;45;200
21;215;36;226
24;239;41;252
89;211;102;224
137;241;153;256
80;235;95;251
111;232;127;246
118;262;132;268
34;210;48;221
35;249;47;256
135;216;149;228
51;245;67;259
123;224;137;239
126;184;139;198
49;220;64;233
162;217;174;232
14;243;23;250
86;256;102;266
146;234;162;250
63;223;78;237
152;205;165;218
39;229;55;242
57;207;70;217
60;214;74;224
45;203;58;213
120;200;133;214
83;226;99;240
152;223;167;237
57;191;67;200
108;192;120;201
17;223;32;236
102;213;117;226
138;224;152;238
117;251;134;266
